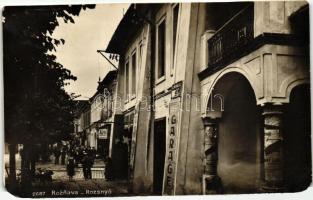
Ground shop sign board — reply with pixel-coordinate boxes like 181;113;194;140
163;98;181;195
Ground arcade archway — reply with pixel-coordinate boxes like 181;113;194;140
202;72;261;194
283;84;311;192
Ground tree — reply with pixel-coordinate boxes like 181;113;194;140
3;4;95;194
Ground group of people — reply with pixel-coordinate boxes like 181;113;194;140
53;145;97;181
53;145;68;165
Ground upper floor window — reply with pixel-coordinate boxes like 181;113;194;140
205;2;252;31
125;60;130;101
131;51;137;97
172;4;179;65
139;42;143;72
156;18;166;80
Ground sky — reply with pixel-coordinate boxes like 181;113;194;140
52;4;129;100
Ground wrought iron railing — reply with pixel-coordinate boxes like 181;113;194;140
207;5;254;69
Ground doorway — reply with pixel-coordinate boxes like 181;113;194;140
97;139;106;158
153;118;166;194
209;72;261;193
283;84;311;191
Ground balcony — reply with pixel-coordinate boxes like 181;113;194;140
207;5;254;71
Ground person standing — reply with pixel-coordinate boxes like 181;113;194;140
81;151;89;180
53;147;61;165
90;147;96;161
66;156;75;181
73;147;80;167
112;137;129;180
86;154;93;179
61;146;67;165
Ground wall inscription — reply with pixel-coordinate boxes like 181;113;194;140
163;98;181;195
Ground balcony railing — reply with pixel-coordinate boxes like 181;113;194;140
207;5;254;70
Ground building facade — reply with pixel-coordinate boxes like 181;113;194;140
105;2;310;195
89;70;117;158
74;71;117;159
73;100;90;146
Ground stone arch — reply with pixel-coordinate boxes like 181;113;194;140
203;68;262;193
204;67;259;116
285;78;310;103
283;83;311;191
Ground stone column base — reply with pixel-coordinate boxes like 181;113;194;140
202;175;223;194
261;184;285;193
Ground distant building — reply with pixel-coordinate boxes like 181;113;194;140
89;70;117;158
73;100;90;146
105;2;310;195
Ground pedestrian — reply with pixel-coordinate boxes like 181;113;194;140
61;146;67;165
105;157;113;181
53;147;61;165
113;136;129;180
86;154;93;179
86;146;91;157
67;156;75;181
73;147;79;166
81;151;89;180
91;147;97;161
78;147;84;166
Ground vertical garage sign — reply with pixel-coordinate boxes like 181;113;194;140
163;82;182;195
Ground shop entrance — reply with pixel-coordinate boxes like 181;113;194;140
97;139;109;159
153;118;166;194
124;127;133;179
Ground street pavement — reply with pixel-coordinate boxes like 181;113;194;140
5;154;131;197
35;159;106;180
4;154;106;180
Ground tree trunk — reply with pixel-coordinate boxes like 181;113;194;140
20;144;31;189
41;142;49;162
8;143;17;191
30;158;36;177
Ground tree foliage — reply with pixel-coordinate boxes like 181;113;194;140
3;5;95;145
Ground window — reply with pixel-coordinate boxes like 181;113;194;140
139;43;143;57
139;42;143;71
109;95;114;117
173;4;179;63
125;61;129;101
157;19;166;80
131;51;137;97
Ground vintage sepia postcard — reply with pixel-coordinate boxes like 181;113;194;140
2;1;311;198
